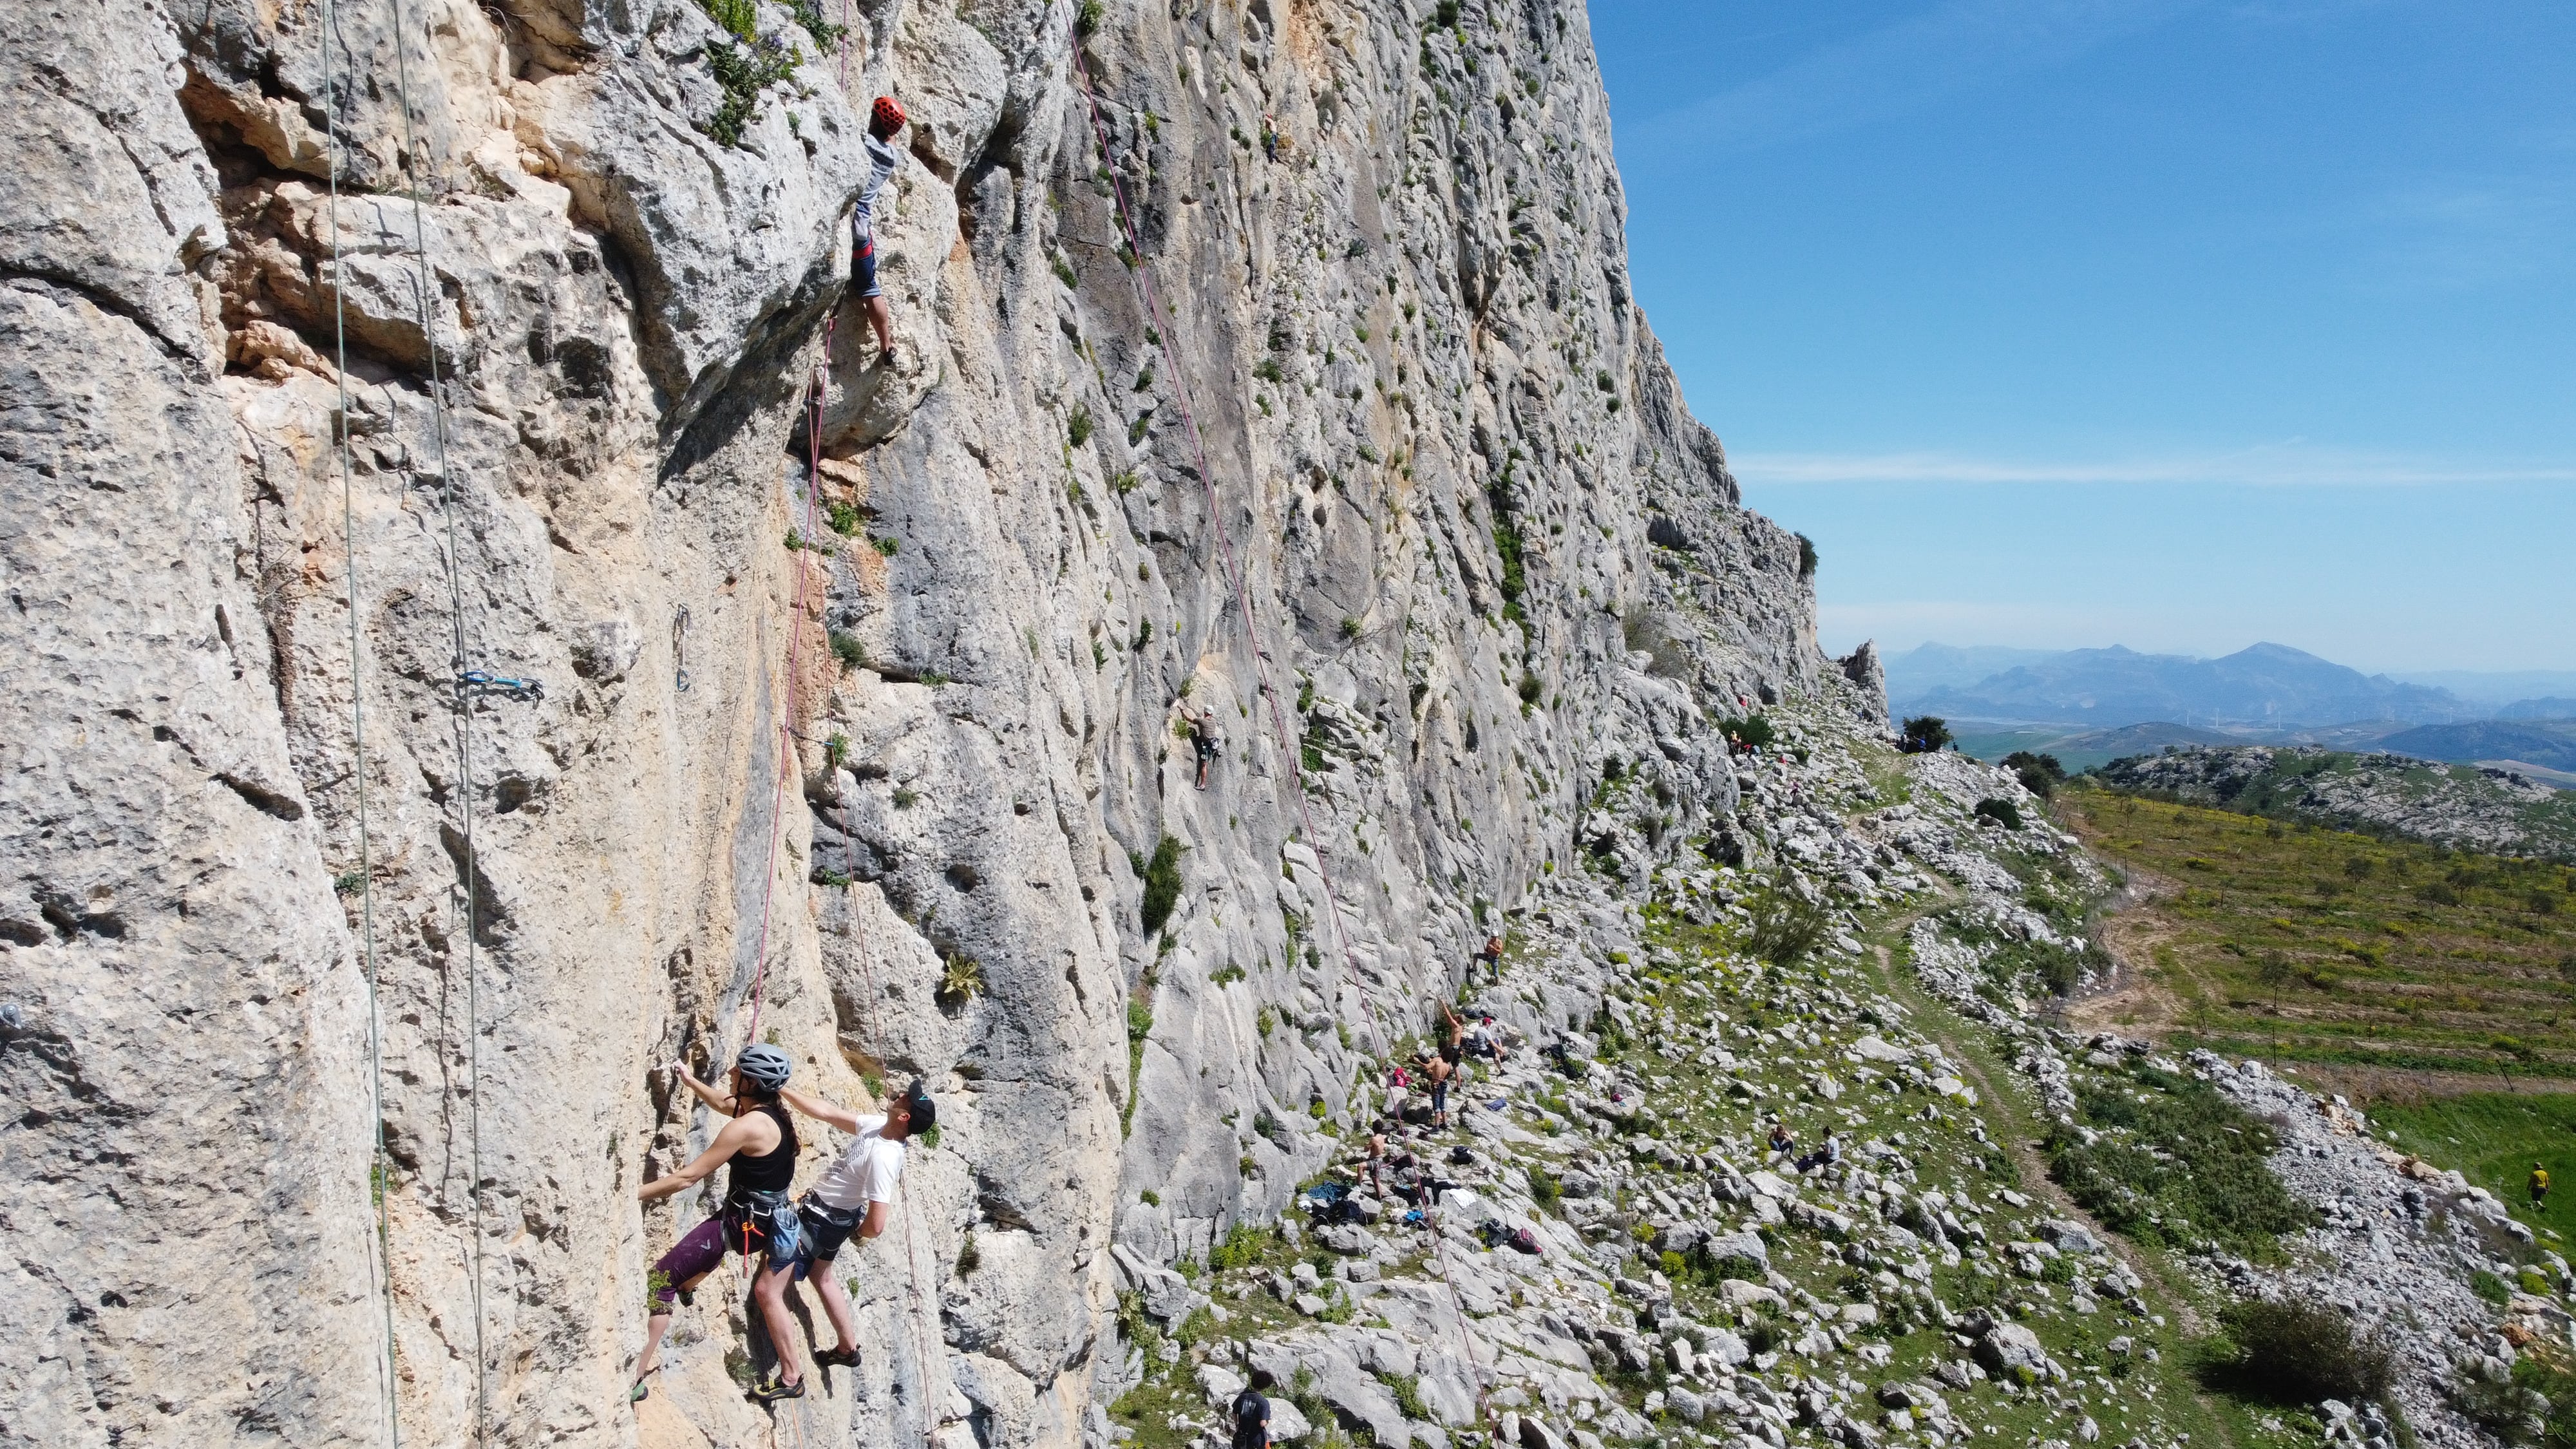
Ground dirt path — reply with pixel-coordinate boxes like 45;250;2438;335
2065;862;2188;1036
1865;922;2217;1339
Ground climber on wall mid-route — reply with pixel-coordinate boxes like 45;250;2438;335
630;1045;806;1405
748;1076;937;1396
852;95;909;367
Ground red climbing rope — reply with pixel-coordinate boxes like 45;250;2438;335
1066;35;1495;1417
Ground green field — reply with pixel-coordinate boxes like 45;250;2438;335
2367;1092;2576;1241
2064;788;2576;1078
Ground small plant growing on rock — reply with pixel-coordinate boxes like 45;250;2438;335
829;631;866;669
827;501;861;536
1067;406;1094;446
1974;797;2023;830
935;951;985;1009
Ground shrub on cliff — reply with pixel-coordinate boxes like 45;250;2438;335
1139;834;1184;934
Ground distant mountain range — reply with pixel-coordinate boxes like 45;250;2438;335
1891;641;2468;730
1887;642;2576;784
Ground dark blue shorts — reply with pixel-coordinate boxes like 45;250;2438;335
793;1196;865;1273
852;234;880;299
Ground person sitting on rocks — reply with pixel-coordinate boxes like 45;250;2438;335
1189;706;1224;790
1766;1121;1795;1159
1795;1132;1841;1175
851;97;908;366
632;1045;804;1405
1464;1014;1509;1065
754;1076;936;1397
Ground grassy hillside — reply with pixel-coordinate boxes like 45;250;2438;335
2062;788;2576;1078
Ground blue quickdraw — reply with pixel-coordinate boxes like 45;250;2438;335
460;670;544;703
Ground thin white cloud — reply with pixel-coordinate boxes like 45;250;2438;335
1624;0;2205;158
1736;446;2576;488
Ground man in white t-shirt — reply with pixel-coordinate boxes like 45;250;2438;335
764;1078;934;1370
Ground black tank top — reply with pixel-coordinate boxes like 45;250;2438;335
728;1100;797;1198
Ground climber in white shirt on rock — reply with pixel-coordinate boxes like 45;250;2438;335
763;1076;933;1372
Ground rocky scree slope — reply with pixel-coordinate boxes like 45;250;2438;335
2097;748;2576;862
1095;697;2546;1449
0;0;1858;1445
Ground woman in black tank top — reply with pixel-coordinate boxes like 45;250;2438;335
729;1099;797;1198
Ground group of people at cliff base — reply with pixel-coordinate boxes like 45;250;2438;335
630;1043;937;1407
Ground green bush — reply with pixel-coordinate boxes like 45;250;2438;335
2003;751;2066;799
1795;533;1817;580
1139;834;1184;935
1068;406;1094;446
1719;714;1775;752
1745;889;1833;969
1974;797;2023;831
1899;715;1952;754
2204;1298;2392;1405
2050;1063;2315;1257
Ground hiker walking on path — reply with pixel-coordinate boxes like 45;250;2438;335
746;1077;937;1399
2533;1163;2551;1210
630;1046;805;1405
851;97;909;366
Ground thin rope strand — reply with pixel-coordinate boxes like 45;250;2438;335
321;0;404;1438
379;0;487;1436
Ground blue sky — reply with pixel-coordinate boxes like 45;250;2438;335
1587;0;2576;672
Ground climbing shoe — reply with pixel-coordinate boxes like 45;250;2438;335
815;1345;860;1368
749;1374;806;1405
630;1381;649;1405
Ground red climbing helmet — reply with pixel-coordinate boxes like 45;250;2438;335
872;95;907;133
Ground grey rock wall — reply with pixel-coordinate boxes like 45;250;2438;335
0;0;1836;1444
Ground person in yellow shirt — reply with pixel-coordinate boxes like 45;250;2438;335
2532;1164;2550;1211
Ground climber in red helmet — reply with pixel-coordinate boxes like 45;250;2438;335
853;96;908;366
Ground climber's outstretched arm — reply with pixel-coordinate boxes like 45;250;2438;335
781;1083;865;1135
638;1115;759;1204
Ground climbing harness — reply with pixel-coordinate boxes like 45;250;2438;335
319;0;404;1435
1067;34;1497;1419
459;669;545;703
380;0;490;1435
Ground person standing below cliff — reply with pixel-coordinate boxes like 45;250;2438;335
1475;933;1503;983
1233;1369;1276;1449
630;1045;804;1405
852;96;908;366
754;1077;935;1390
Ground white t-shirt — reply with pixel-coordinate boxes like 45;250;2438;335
808;1113;907;1211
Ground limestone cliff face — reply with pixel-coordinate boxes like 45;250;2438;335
0;0;1832;1444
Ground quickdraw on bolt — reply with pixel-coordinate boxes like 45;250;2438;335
460;670;545;703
